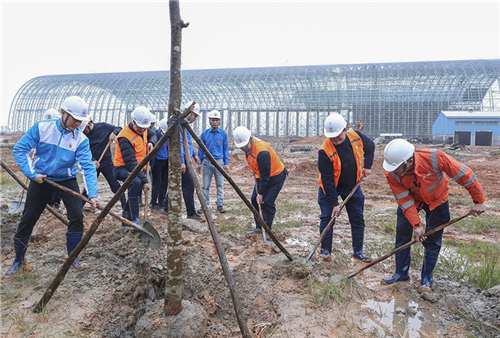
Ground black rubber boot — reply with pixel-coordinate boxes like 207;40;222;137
381;247;411;285
352;227;373;262
6;235;31;275
66;232;89;271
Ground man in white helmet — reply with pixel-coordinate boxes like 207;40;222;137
381;139;485;293
43;108;59;120
233;126;288;233
197;109;229;213
113;106;158;225
156;101;202;221
317;113;375;263
7;96;100;275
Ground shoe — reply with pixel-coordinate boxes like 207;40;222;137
381;272;410;285
162;209;168;215
187;214;203;221
418;285;433;294
197;208;203;214
247;228;262;234
152;205;161;211
53;202;61;210
217;205;226;213
353;252;373;263
320;254;332;262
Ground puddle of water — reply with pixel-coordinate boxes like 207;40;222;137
358;294;440;338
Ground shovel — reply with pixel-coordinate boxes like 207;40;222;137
303;176;364;265
254;175;268;243
43;177;161;250
344;211;473;281
140;162;157;247
9;176;29;213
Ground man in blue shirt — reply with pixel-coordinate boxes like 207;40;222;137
6;96;100;275
197;110;229;213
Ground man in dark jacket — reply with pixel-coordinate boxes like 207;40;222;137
81;118;126;210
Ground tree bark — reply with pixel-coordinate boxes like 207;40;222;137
164;0;186;315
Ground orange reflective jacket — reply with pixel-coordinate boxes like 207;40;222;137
385;149;485;228
245;137;284;178
113;125;148;168
318;130;365;194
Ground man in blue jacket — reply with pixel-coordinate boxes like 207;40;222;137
197;110;229;213
80;118;125;210
6;96;100;275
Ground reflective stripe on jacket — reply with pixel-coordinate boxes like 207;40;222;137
245;137;284;178
113;125;148;167
318;130;364;194
385;149;485;228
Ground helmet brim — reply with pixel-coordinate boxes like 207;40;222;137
135;121;150;129
382;160;401;172
324;128;343;138
235;140;249;148
68;113;89;122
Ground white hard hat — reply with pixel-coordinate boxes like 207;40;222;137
158;118;168;133
78;114;92;131
233;126;251;148
61;96;89;121
208;110;221;119
132;106;152;128
150;113;157;123
383;139;415;172
184;101;200;115
44;108;59;120
324;113;347;138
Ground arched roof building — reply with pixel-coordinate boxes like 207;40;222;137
8;59;500;139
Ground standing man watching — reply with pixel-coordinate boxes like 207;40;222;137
317;113;375;262
233;126;288;234
197;110;229;214
80;117;126;211
162;101;203;221
6;96;99;275
382;139;485;293
113;106;157;225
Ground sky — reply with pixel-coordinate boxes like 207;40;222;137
1;1;499;128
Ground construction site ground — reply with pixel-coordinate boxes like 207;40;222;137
1;134;500;338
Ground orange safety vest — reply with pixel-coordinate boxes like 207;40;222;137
385;149;485;228
245;137;284;178
318;130;364;194
113;124;148;168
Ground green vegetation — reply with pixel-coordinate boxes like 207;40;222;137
437;240;500;290
450;213;500;234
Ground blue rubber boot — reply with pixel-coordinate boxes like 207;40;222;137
129;196;142;225
66;232;89;271
352;227;373;262
418;250;439;293
5;235;31;275
381;248;411;285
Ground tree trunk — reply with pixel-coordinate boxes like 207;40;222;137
164;0;187;315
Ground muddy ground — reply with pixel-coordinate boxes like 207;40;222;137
1;134;500;338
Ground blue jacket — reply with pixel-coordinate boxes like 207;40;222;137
155;129;195;164
85;122;121;165
198;127;229;165
13;119;99;198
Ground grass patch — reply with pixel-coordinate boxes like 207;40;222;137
450;213;500;234
305;275;355;308
273;219;303;233
436;240;500;289
277;199;314;214
219;216;248;236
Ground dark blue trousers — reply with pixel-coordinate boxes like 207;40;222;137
318;185;365;255
151;158;168;206
252;170;287;230
393;200;450;282
113;166;144;213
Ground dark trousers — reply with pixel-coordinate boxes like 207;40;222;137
15;178;83;238
164;167;197;216
252;170;287;230
151;158;169;206
318;185;365;254
394;200;450;277
83;161;126;209
113;166;144;212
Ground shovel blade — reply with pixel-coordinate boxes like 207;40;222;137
9;202;25;213
140;221;162;250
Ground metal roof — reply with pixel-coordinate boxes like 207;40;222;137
441;111;500;119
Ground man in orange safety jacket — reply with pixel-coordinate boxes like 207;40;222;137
382;138;485;293
233;126;288;235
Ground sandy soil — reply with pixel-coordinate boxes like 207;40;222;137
1;134;499;338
